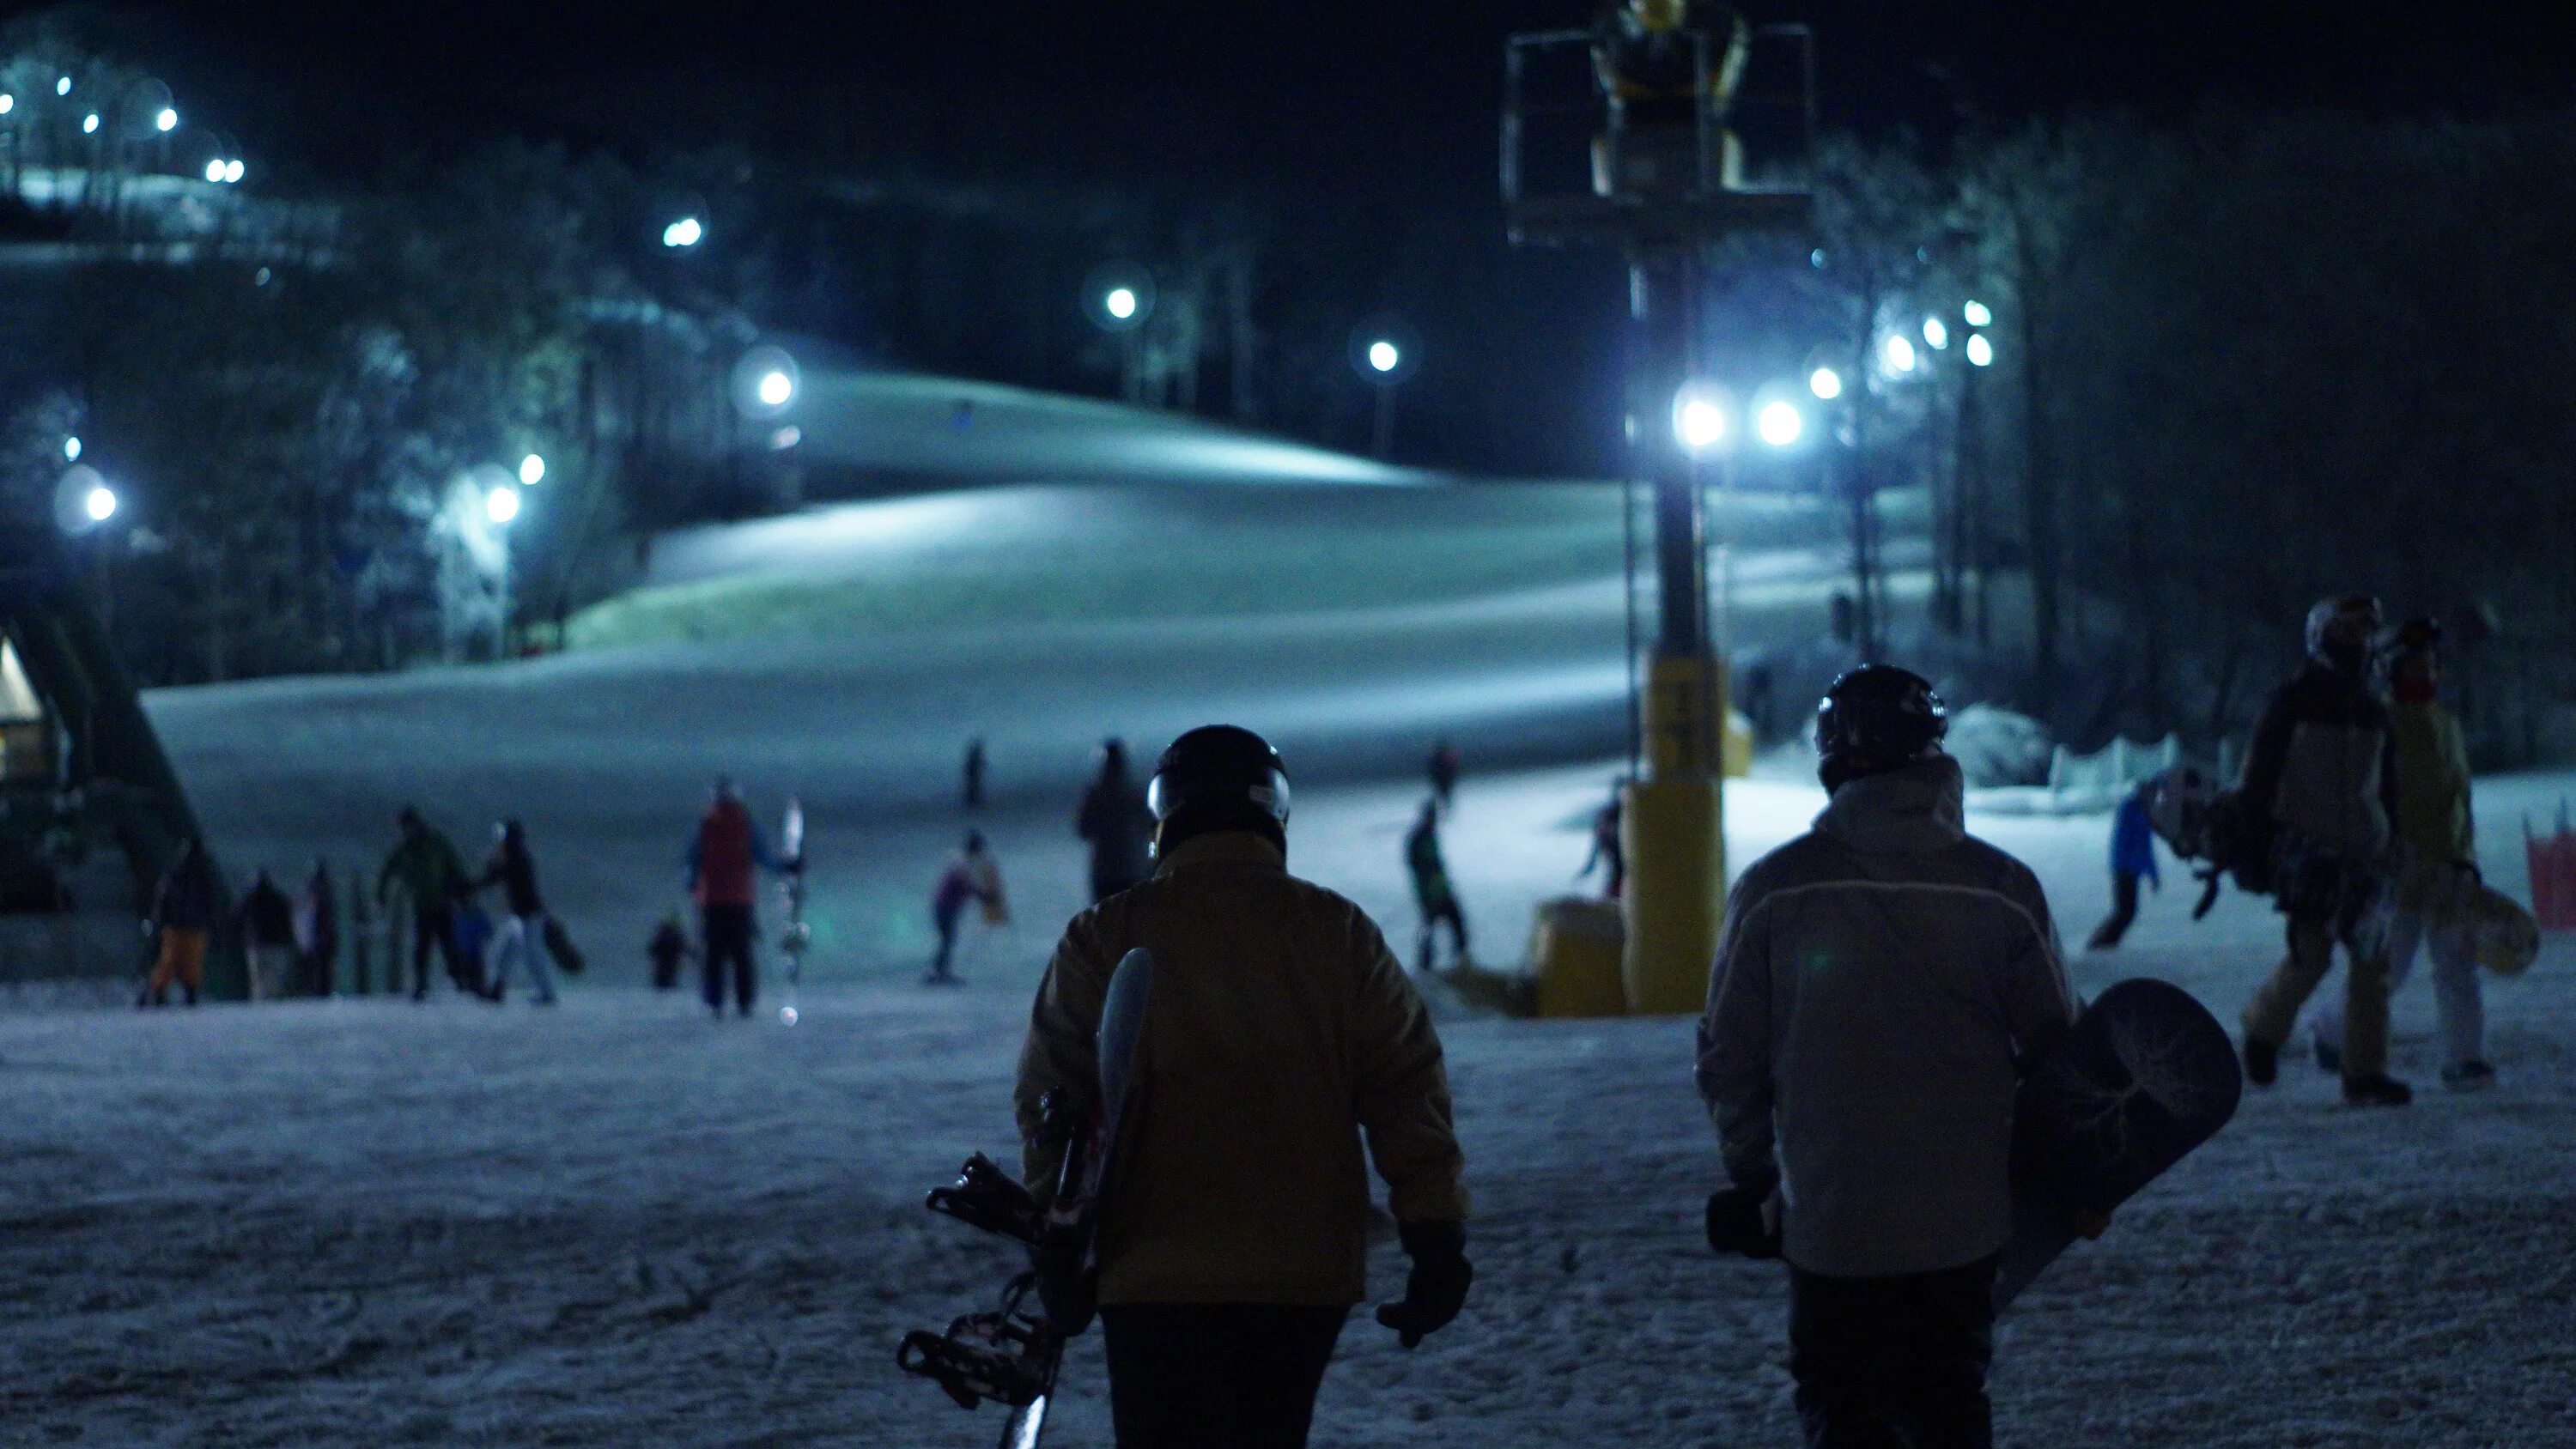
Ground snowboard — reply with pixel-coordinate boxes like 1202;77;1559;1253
541;915;586;975
777;799;808;1024
1993;977;2242;1311
900;947;1157;1446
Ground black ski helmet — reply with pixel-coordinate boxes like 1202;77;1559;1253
1148;725;1291;854
1815;664;1947;791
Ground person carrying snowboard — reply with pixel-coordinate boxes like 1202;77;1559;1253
685;778;792;1018
1699;665;2081;1449
379;807;472;999
926;831;1001;985
1404;797;1472;973
1075;737;1154;904
2085;773;2163;949
1017;725;1471;1449
2311;617;2494;1089
2237;596;2411;1106
475;819;557;1006
139;836;222;1008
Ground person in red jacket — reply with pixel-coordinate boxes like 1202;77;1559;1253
686;778;793;1018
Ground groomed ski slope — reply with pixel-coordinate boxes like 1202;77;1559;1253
3;762;2571;1447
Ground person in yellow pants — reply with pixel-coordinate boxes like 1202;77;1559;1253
140;838;222;1007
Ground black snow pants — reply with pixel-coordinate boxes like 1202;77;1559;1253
1099;1303;1347;1449
1416;900;1468;973
1789;1255;1998;1449
412;905;466;997
2087;870;2142;950
700;904;756;1016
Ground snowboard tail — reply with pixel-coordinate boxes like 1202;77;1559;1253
1994;977;2242;1309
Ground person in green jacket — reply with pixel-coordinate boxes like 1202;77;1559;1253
1404;797;1472;973
2313;618;2494;1089
379;806;472;999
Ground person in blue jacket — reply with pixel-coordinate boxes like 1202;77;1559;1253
2087;774;2163;949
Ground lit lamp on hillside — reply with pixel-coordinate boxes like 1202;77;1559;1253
1084;263;1157;405
1350;318;1421;460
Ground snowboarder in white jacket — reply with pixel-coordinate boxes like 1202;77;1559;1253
1698;665;2080;1449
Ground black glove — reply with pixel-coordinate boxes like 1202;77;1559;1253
1705;1185;1781;1259
1376;1220;1472;1349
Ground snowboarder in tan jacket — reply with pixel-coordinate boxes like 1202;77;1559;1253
1017;724;1470;1449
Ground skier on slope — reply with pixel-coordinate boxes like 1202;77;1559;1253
474;820;557;1006
1404;797;1473;972
685;778;792;1018
379;807;473;998
293;858;338;997
1017;725;1471;1449
1578;782;1626;899
1699;666;2085;1449
2085;773;2163;949
1075;737;1155;904
2236;596;2411;1106
2310;617;2494;1089
925;831;1001;985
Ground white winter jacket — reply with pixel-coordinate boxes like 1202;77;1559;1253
1697;755;2076;1278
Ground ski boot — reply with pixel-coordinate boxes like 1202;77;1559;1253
927;1154;1045;1246
2341;1073;2413;1107
2242;1036;2279;1087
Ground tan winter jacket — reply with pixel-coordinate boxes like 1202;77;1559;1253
1015;831;1467;1307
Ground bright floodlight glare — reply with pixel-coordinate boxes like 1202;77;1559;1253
1963;300;1993;327
518;453;544;486
1673;387;1727;452
223;159;244;183
55;76;70;96
83;485;116;523
485;485;521;524
1104;287;1138;321
80;112;97;134
204;159;224;183
780;1005;800;1026
1808;367;1844;401
1881;333;1918;373
1366;339;1400;373
1965;333;1996;367
662;216;702;248
1757;400;1804;447
1923;317;1950;349
756;370;793;408
63;436;80;462
2;95;15;115
156;107;178;131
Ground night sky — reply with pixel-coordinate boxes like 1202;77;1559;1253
15;2;2576;190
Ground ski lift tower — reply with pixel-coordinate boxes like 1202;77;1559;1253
1503;5;1815;1014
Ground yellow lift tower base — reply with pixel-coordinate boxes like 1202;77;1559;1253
1620;652;1729;1016
1619;774;1722;1015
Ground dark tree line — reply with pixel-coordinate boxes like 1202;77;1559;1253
1735;108;2576;765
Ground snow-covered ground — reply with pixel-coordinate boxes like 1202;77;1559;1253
3;761;2572;1446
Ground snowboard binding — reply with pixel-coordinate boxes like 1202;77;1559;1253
927;1153;1046;1246
896;1271;1058;1410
